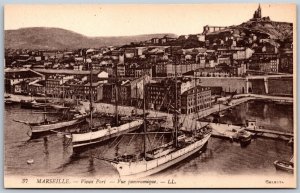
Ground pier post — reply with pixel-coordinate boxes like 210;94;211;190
264;77;269;94
246;78;249;94
43;137;49;155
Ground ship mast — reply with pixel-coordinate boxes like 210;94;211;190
43;76;47;122
143;70;147;156
86;50;94;167
194;70;197;131
87;52;93;130
115;62;119;126
174;60;178;147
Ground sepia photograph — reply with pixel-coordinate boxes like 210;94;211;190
3;3;296;188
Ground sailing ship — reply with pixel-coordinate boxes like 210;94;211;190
25;113;87;138
14;79;87;138
105;61;212;179
65;56;143;152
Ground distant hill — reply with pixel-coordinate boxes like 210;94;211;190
238;20;293;40
5;27;178;50
206;19;293;41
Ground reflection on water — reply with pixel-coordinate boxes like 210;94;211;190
4;101;294;179
220;100;293;132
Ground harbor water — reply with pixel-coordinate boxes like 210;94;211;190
4;100;294;179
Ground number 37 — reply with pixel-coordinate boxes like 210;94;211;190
22;179;28;183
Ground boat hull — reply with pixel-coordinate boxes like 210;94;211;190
273;160;294;173
71;119;144;152
239;136;252;147
5;100;18;106
20;102;34;109
111;133;211;179
20;100;50;109
30;118;85;138
202;122;252;145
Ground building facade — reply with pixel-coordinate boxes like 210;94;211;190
145;79;182;112
181;86;212;114
5;69;44;94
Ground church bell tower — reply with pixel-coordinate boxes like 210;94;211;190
257;4;262;18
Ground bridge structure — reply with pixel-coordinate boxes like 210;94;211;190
203;25;227;34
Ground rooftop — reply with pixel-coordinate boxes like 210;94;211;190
33;68;101;75
5;69;44;79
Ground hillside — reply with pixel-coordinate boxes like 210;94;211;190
238;20;293;40
5;27;177;50
206;19;293;42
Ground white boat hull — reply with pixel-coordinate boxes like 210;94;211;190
200;122;251;141
70;119;144;149
111;133;211;179
30;118;84;133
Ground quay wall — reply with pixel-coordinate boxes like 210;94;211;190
83;96;254;129
198;77;247;94
7;93;292;129
268;77;293;96
249;79;265;94
199;77;294;96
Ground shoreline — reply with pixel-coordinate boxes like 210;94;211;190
5;93;293;128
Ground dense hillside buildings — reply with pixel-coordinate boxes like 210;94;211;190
4;4;294;113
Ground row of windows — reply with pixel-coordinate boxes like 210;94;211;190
149;96;164;100
188;96;211;102
187;98;210;103
185;103;211;114
63;95;98;101
148;87;167;91
148;91;165;96
187;99;210;107
187;94;211;101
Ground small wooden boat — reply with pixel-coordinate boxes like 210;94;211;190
20;99;34;109
20;100;50;109
5;99;18;105
27;159;34;164
4;94;11;99
236;129;252;146
273;160;294;173
202;122;252;145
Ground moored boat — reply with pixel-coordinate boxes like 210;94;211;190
15;112;88;138
237;129;252;146
273;160;294;173
28;115;87;138
15;79;88;138
203;122;253;145
20;99;51;109
111;133;210;179
65;55;144;153
4;94;14;105
5;99;18;105
104;61;212;179
67;119;144;151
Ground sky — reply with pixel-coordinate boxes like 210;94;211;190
4;4;296;37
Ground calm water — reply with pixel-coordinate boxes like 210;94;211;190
4;101;294;179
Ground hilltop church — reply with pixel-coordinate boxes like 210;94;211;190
253;4;262;19
250;4;271;21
